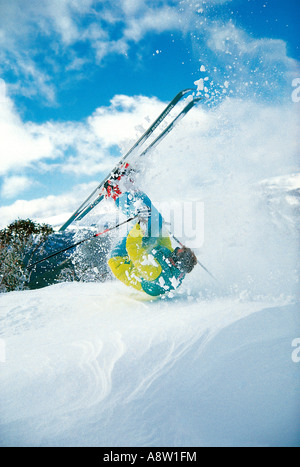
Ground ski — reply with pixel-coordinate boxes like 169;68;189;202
73;97;203;222
138;97;202;158
59;89;194;231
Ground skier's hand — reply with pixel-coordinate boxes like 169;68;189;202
104;162;132;201
104;180;122;201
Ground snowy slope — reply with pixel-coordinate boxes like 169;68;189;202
0;94;299;447
0;281;299;447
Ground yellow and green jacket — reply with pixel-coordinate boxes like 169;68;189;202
108;223;185;296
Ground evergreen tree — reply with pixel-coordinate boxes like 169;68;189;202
0;219;54;293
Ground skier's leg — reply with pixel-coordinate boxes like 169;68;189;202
108;236;143;292
124;191;172;251
125;223;162;281
116;190;163;240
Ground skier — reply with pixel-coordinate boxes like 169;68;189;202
104;175;197;297
32;90;212;289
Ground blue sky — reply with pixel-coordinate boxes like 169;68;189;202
0;0;299;228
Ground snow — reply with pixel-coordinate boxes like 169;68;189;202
140;254;159;268
0;282;299;447
1;99;300;446
194;78;204;92
1;91;299;447
170;276;180;289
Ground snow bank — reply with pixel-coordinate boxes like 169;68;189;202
0;282;299;447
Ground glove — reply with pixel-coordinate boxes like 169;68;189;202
104;180;122;201
104;163;131;201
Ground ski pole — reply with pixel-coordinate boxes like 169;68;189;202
27;213;143;270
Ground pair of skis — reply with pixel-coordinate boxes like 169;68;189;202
59;89;202;231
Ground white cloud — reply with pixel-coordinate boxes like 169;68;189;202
54;94;167;175
0;0;197;98
1;176;34;199
8;56;56;104
0;82;168;181
122;0;146;16
0;78;108;177
0;0;94;101
0;80;54;175
88;94;164;146
0;181;98;229
208;22;281;55
1;83;298;187
206;21;298;71
65;57;88;72
189;19;300;103
0;0;298;103
123;6;184;42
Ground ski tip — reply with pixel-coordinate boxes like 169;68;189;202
191;97;206;106
184;97;204;109
184;88;203;96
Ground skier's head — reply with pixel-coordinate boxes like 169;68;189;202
170;246;197;274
